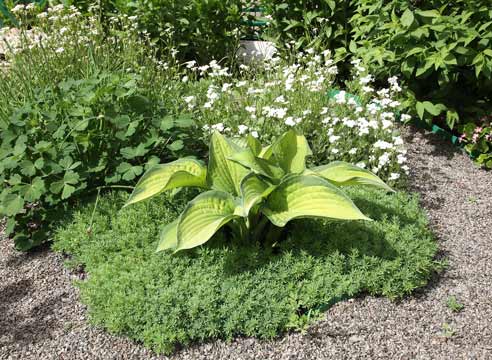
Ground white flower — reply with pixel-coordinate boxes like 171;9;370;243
55;47;65;53
331;148;339;154
251;131;259;138
378;153;391;166
204;102;213;109
320;107;328;115
356;162;366;169
389;173;401;181
221;83;232;92
274;95;287;104
329;135;340;143
393;136;404;146
401;114;412;122
382;119;393;130
362;86;374;93
359;75;373;85
245;106;256;114
374;140;394;150
284;117;296;126
211;123;224;132
349;148;357;155
397;154;407;164
184;60;196;68
302;110;312;116
238;125;249;134
334;91;346;104
181;76;189;83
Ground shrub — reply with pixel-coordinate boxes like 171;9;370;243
350;0;492;130
260;0;350;56
125;130;392;252
0;6;201;250
108;0;244;64
53;188;440;354
179;50;410;184
260;0;492;131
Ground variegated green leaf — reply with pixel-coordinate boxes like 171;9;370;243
239;173;275;216
311;161;394;192
229;134;262;156
228;149;284;180
262;175;370;227
156;219;178;252
271;130;312;173
125;158;207;207
207;132;249;195
176;190;239;251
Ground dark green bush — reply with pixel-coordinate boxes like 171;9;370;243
261;0;350;57
262;0;492;131
110;0;243;63
53;188;440;354
0;71;200;250
350;0;492;129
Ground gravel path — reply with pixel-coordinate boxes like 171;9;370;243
1;127;491;359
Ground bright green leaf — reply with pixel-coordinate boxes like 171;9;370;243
311;161;394;192
176;191;239;251
125;158;207;206
262;175;371;227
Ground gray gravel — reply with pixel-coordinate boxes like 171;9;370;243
1;127;492;359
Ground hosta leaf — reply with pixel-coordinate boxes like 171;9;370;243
207;132;248;195
176;190;239;251
228;134;261;155
125;158;207;207
228;149;284;180
156;219;179;252
311;161;394;192
271;130;312;173
239;173;275;216
262;175;370;227
258;144;272;158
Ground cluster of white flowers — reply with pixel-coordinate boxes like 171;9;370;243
184;51;409;183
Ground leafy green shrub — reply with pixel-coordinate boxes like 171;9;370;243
107;0;243;63
53;188;440;354
180;50;409;184
126;130;392;251
0;71;198;250
260;0;492;131
260;0;350;58
350;0;492;130
0;6;203;250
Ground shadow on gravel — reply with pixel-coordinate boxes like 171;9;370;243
4;242;51;268
404;126;463;161
0;286;64;347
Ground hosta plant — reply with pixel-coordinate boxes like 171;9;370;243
125;130;393;252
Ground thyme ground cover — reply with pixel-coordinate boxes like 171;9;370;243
53;188;439;354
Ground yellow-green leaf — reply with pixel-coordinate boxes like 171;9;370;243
156;219;178;252
125;158;207;207
262;175;370;227
176;190;239;251
311;161;394;192
207;132;249;195
271;130;312;173
228;149;284;180
239;173;275;216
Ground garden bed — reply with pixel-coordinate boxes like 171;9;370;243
2;126;491;359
